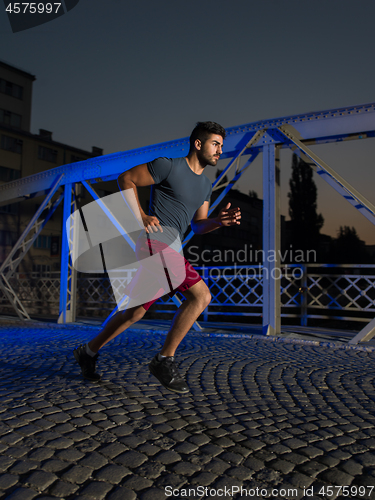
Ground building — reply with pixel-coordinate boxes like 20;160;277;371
0;60;104;273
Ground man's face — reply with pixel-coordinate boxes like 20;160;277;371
196;134;223;166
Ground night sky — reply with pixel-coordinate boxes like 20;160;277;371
1;0;374;243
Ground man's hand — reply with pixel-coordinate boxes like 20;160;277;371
217;202;241;226
142;214;163;233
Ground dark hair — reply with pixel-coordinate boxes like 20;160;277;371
189;121;226;151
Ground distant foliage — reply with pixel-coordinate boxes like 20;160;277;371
288;154;324;254
329;226;370;263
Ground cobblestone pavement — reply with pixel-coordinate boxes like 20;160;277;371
0;322;375;500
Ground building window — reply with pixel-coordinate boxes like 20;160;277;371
0;203;19;214
0;79;23;99
0;166;21;182
0;109;22;129
71;155;83;163
1;135;23;154
32;264;51;274
38;146;57;163
0;230;18;246
33;235;51;249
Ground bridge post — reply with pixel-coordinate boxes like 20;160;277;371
58;183;78;323
262;143;281;336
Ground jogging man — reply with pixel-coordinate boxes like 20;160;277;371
74;121;241;393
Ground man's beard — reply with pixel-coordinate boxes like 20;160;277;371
197;149;219;167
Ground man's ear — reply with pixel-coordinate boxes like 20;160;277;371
194;139;202;151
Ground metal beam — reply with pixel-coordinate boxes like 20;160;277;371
277;125;375;225
0;173;64;319
348;317;375;344
58;183;78;323
1;103;374;206
262;143;281;336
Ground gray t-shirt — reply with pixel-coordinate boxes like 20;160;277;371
147;157;212;241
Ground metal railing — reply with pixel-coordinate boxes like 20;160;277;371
1;264;375;325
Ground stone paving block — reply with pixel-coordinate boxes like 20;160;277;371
287;472;314;488
354;452;375;467
76;439;101;453
321;469;355;485
153;437;176;450
4;447;30;459
44;413;70;424
155;472;187;488
107;486;136;500
214;437;235;448
55;449;85;462
9;460;38;474
226;466;254;480
253;450;277;462
48;479;79;497
61;465;92;484
79;481;114;499
78;452;108;470
241;438;266;451
136;443;161;456
299;460;328;477
41;459;71;473
319;455;341;467
154;450;182;465
173;442;199;455
0;472;20;490
4;487;38;500
190;471;217;485
219;451;243;466
282;438;306;450
0;433;23;446
95;464;131;483
0;456;16;472
328;449;352;461
172;461;201;476
114;450;148;468
331;435;356;446
298;446;324;459
199;444;223;457
188;434;210;446
45;437;75;450
139;488;165;500
339;459;363;476
123;474;153;491
24;470;57;491
213;475;243;490
268;458;295;474
243;456;264;471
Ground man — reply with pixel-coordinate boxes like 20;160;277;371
73;121;241;393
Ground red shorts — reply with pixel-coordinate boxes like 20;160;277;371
123;234;202;311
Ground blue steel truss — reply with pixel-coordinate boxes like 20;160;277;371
0;102;374;343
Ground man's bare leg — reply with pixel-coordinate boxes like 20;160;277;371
88;305;147;353
149;280;211;393
160;280;211;356
73;304;147;382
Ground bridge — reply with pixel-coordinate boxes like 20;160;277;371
0;102;374;344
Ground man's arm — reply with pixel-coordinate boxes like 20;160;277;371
191;201;241;235
118;163;162;233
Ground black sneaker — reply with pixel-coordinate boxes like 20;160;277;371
73;345;101;382
149;354;189;393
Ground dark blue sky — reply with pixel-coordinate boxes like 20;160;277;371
1;0;375;243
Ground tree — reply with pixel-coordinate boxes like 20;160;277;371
288;154;324;255
329;226;370;263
